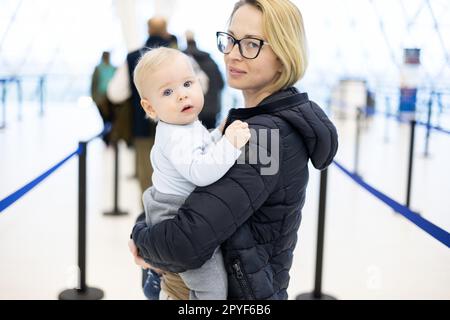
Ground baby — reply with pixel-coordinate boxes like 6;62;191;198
133;47;251;300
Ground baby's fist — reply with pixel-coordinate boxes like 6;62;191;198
225;120;251;149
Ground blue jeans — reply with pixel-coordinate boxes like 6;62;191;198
143;270;161;300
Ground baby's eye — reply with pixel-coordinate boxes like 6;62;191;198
163;88;173;96
184;81;192;88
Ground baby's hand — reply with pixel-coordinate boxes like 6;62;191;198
225;120;251;149
218;117;227;133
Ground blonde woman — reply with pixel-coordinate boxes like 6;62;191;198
130;0;338;300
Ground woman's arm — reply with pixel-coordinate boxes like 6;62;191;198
132;123;280;273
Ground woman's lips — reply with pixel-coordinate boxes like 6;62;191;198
229;66;246;76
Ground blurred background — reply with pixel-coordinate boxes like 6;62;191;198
1;0;450;108
0;0;449;300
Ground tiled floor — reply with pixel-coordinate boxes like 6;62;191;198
0;101;449;299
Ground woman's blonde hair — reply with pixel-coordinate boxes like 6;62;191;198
133;47;182;99
230;0;308;93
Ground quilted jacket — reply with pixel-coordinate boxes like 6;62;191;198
132;87;338;299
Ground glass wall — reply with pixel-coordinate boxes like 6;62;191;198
1;0;449;110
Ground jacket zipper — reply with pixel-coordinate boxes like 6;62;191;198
232;260;255;300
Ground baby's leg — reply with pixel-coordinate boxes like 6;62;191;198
180;248;228;300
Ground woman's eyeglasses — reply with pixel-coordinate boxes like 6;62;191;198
216;31;269;59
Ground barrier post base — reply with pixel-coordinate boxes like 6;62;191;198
296;292;336;300
104;210;128;216
58;287;104;300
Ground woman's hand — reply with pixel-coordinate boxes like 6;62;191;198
128;239;163;275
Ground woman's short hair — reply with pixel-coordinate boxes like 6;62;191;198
133;47;182;99
230;0;308;93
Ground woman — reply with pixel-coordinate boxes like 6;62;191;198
130;0;338;300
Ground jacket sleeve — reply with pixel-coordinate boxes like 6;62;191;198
132;122;280;273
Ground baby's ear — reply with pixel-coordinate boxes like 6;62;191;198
140;99;157;120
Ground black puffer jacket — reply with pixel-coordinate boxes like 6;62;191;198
132;87;338;299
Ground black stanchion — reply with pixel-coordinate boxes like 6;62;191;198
59;141;104;300
104;141;128;216
354;108;362;176
406;120;416;209
296;169;336;300
424;92;433;157
128;149;138;180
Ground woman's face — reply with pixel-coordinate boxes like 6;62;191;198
225;4;282;96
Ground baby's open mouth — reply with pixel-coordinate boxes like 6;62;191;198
182;105;193;112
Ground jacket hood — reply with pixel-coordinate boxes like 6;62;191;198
280;95;337;169
229;88;338;170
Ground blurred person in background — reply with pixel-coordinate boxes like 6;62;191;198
91;51;116;145
107;16;178;193
184;30;225;129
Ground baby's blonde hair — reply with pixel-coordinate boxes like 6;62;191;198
133;47;184;99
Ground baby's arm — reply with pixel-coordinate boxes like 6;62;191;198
207;117;227;144
166;120;251;186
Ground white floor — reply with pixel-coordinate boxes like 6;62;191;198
0;101;449;300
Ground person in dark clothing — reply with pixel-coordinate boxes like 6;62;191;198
184;31;225;129
125;33;169;141
108;17;178;193
129;0;338;300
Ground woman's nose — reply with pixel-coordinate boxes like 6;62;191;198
228;43;243;60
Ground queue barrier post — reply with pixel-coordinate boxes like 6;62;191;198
104;141;128;217
58;141;104;300
296;169;336;300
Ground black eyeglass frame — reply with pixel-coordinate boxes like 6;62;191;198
216;31;270;59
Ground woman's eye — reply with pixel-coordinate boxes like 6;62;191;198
184;81;192;88
247;41;260;49
163;89;173;96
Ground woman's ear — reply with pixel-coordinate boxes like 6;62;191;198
276;58;284;73
140;99;157;119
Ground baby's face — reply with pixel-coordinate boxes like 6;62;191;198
142;54;204;125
